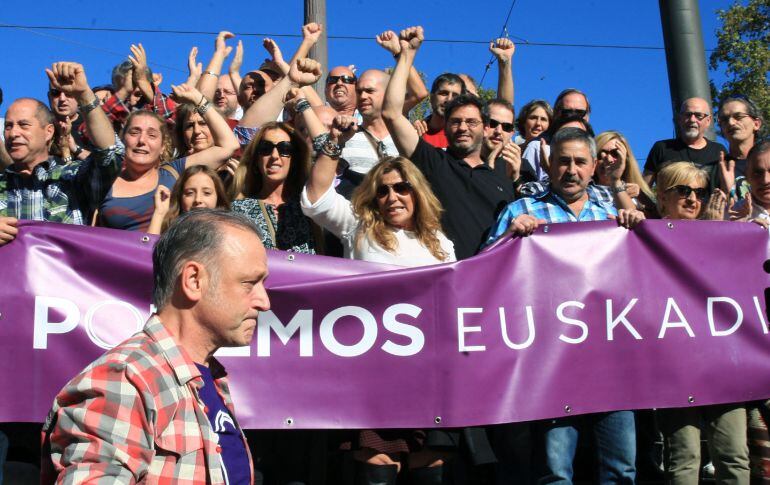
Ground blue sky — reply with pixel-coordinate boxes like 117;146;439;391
0;0;735;163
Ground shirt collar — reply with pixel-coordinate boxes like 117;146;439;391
144;315;228;387
5;157;58;177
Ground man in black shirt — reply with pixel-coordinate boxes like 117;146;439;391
643;97;727;191
382;26;514;260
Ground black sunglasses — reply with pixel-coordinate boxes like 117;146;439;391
666;185;708;200
488;119;514;132
48;89;63;98
559;108;587;118
376;181;413;198
257;140;294;158
326;75;357;85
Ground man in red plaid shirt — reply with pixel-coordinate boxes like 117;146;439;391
42;210;270;484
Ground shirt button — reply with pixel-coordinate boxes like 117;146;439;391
216;445;222;453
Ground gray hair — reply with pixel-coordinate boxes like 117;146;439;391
10;98;54;126
718;95;765;138
111;60;153;90
550;126;597;160
152;209;264;310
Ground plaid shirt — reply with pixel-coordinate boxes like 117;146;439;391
42;316;253;485
0;141;123;224
486;182;618;245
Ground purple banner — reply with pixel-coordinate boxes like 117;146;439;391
1;220;769;429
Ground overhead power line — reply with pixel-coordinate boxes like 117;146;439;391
0;24;694;51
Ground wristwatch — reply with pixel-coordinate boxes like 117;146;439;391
610;181;627;194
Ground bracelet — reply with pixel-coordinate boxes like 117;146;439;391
195;100;213;116
73;146;84;158
312;133;330;154
78;96;100;115
320;139;342;159
202;70;219;78
295;99;312;114
610;181;627;194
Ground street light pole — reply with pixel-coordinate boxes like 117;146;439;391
305;0;328;102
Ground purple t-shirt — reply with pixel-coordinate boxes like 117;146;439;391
195;363;251;485
98;158;186;231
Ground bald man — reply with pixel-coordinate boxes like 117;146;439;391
643;96;728;191
341;69;399;174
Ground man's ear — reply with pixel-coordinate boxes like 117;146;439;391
44;123;55;145
179;261;207;303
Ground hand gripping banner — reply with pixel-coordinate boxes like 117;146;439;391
1;220;769;429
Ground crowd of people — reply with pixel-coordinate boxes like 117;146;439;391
1;21;769;485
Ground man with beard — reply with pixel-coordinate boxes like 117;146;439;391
382;26;514;260
643;97;727;191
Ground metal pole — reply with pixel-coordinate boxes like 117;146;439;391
659;0;716;140
305;0;328;102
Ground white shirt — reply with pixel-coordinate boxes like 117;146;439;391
301;184;456;267
341;130;398;175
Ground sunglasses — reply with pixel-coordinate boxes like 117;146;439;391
257;140;294;158
666;185;708;200
48;89;63;98
680;111;710;121
488;119;514;132
326;75;357;85
376;181;413;198
559;108;587;119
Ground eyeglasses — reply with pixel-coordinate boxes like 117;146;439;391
718;112;753;123
326;75;357;85
448;118;482;128
488;119;514;132
257;140;294;158
375;181;413;198
680;111;710;121
559;108;587;119
666;185;708;200
48;89;63;98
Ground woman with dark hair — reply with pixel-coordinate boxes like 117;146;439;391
231;121;317;253
147;165;230;234
515;99;552;146
89;84;238;231
301;115;454;485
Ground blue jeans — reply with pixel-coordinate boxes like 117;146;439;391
536;411;636;484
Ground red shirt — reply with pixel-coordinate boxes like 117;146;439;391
421;118;448;149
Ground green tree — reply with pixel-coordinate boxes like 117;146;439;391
709;0;770;135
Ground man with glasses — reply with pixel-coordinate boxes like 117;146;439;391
325;66;360;119
383;26;514;261
643;97;728;191
716;95;764;199
214;74;240;122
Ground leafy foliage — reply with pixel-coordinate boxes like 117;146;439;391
709;0;770;135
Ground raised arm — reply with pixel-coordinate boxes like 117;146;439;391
172;84;239;169
239;58;322;128
129;44;155;103
306;115;358;203
381;26;424;157
198;31;234;102
490;38;515;105
376;30;429;114
46;62;114;149
228;40;243;95
185;46;203;87
293;24;326;108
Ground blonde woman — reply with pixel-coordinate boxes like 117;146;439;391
655;161;726;220
594;131;657;217
302;115;455;266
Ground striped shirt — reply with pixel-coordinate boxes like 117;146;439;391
42;316;253;484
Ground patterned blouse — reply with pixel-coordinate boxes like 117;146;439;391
231;197;316;254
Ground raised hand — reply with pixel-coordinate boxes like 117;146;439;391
230;40;243;75
413;118;428;137
129;44;150;83
187;46;202;82
500;141;522;180
284;87;307;112
376;30;401;56
398;26;424;53
153;185;171;216
215;31;235;56
728;193;752;221
263;38;290;75
490;38;515;62
302;22;323;44
218;158;240;177
330;115;358;145
703;188;727;220
718;151;735;194
288;58;323;87
171;83;205;105
45;62;91;99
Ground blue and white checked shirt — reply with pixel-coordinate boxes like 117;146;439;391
485;182;618;246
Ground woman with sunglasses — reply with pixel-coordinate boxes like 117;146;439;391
90;84;239;231
656;161;746;483
231;121;317;253
594;131;658;218
147;165;231;234
301;115;454;485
